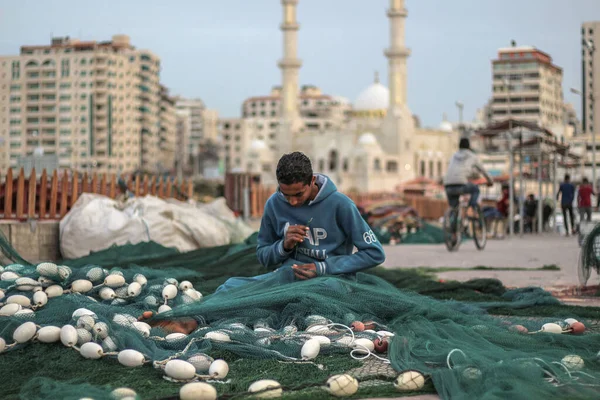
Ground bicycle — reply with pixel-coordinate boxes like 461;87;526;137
578;221;600;286
443;195;487;252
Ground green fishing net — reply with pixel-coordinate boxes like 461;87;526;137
0;232;599;400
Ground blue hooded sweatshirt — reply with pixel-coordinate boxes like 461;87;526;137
256;174;386;275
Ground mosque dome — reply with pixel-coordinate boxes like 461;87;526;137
249;139;272;160
438;113;454;132
358;132;378;145
352;72;389;118
439;121;453;132
250;139;267;151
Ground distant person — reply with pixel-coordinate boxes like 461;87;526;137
578;177;595;223
443;138;493;214
556;174;575;236
524;194;538;232
483;184;511;238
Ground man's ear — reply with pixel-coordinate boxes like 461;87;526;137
311;176;316;186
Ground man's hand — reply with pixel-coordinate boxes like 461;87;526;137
292;263;317;280
486;180;494;187
283;225;309;251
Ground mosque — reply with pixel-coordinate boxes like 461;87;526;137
219;0;458;192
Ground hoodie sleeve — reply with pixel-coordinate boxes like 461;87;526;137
317;199;386;275
256;199;292;270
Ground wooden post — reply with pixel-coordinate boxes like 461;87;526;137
39;169;47;220
49;170;58;219
16;168;25;219
150;176;157;196
251;181;258;217
71;170;79;207
173;178;179;200
82;172;89;194
27;168;37;218
91;172;98;194
142;175;149;196
60;170;69;217
109;174;116;198
134;175;141;196
4;168;13;218
158;178;165;198
100;173;107;196
166;178;173;198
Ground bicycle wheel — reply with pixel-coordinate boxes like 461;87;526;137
578;249;591;286
472;208;487;250
443;207;461;252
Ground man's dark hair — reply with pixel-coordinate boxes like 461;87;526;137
583;177;589;184
459;138;470;150
276;152;313;185
565;174;570;182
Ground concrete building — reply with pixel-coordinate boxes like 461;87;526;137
574;22;600;185
175;98;221;178
0;34;174;174
219;0;458;193
490;45;566;134
582;21;600;136
158;85;177;173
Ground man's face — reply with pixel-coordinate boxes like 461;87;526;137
278;178;314;207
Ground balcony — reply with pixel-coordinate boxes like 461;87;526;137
95;84;108;93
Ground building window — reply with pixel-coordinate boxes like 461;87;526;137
437;161;442;177
386;161;398;172
318;159;325;171
429;160;434;178
420;160;425;176
329;150;338;171
61;59;69;77
374;158;381;171
11;61;20;79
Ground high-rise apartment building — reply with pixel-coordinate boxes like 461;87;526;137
489;45;565;131
582;22;600;136
0;34;174;174
175;98;220;177
158;85;176;172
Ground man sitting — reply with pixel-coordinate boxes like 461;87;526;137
217;151;386;290
142;151;386;333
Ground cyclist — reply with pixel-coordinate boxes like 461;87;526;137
443;138;494;214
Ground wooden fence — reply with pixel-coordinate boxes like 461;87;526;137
224;173;447;221
0;168;194;220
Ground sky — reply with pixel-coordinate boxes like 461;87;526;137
1;0;599;127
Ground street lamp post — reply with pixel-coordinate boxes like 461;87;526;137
504;78;515;237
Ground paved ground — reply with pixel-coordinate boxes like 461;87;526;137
382;233;587;290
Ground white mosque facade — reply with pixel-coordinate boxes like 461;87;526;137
219;0;458;193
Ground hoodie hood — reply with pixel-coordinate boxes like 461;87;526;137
276;173;337;207
453;149;472;161
308;174;337;206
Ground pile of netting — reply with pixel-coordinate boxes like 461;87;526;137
1;233;600;400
